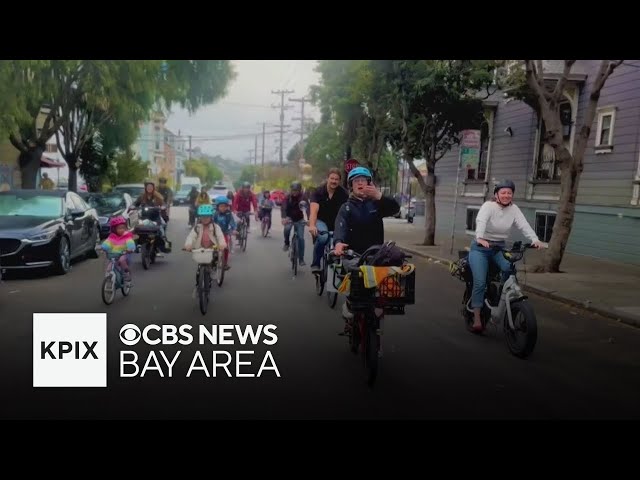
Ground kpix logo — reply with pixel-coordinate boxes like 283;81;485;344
33;313;107;388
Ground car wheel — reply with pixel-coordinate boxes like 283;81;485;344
52;236;71;275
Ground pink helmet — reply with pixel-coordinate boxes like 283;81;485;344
109;216;127;229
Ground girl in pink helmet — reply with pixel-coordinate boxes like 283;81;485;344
101;216;136;284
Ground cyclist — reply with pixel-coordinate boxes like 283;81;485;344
468;179;545;332
233;181;258;233
281;181;308;266
195;185;211;207
308;167;349;273
134;179;169;246
184;204;227;296
157;177;173;222
258;189;275;234
100;216;136;286
333;166;400;320
213;195;236;271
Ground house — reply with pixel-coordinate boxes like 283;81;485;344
432;60;640;266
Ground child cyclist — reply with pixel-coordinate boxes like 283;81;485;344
213;195;236;270
258;189;275;234
101;216;136;285
184;204;227;296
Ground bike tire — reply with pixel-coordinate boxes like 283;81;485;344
199;267;209;315
315;255;325;296
101;274;116;305
241;224;248;252
504;300;538;359
141;243;150;270
216;251;225;287
121;280;131;296
150;245;157;264
262;220;268;237
364;317;379;387
291;236;298;276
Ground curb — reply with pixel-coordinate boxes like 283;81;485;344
398;244;640;329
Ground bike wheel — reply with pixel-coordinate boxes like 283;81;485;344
241;224;248;252
262;220;268;237
199;267;210;315
462;287;475;332
141;243;150;270
101;274;116;305
291;236;298;276
121;279;131;296
150;245;157;264
364;315;379;387
504;301;538;358
315;255;325;296
216;251;225;287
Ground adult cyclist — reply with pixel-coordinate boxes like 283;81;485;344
233;181;258;234
281;181;308;266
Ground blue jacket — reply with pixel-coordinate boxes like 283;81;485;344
334;195;400;255
213;211;237;234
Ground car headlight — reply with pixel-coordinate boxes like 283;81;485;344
26;230;57;243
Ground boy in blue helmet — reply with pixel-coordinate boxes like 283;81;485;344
213;195;236;270
333;166;400;320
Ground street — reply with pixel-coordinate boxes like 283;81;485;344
1;206;640;420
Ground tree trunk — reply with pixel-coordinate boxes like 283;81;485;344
18;147;44;189
423;167;436;245
65;153;79;192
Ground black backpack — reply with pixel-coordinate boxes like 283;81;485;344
359;241;407;267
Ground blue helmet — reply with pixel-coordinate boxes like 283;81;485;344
347;166;372;185
197;204;214;216
215;195;229;205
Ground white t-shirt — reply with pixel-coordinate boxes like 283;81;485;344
475;201;539;243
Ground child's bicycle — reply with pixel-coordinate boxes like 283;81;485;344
184;246;221;315
101;252;132;305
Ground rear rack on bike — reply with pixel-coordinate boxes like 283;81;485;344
347;268;416;315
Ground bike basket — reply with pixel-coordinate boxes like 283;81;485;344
192;249;214;264
450;252;472;283
348;269;416;314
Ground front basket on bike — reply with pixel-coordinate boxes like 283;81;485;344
192;249;214;264
348;268;416;315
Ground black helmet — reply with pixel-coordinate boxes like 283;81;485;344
494;179;515;195
242;181;251;188
290;181;301;191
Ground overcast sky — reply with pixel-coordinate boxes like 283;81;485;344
165;60;322;165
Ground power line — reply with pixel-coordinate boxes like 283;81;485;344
272;89;295;166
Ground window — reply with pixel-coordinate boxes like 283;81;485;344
155;141;160;150
45;143;58;153
466;206;480;233
596;106;616;152
534;99;573;180
535;212;556;242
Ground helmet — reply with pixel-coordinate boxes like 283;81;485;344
109;216;127;228
242;181;251;188
197;204;214;216
144;179;155;187
494;179;516;195
347;166;372;185
290;181;302;191
215;195;229;205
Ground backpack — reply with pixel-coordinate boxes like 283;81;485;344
359;241;407;267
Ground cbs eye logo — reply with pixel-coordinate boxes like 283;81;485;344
120;324;141;346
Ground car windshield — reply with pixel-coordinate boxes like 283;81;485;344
0;194;62;217
114;186;144;197
86;194;123;210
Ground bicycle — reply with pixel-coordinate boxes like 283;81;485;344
185;246;220;315
260;209;272;237
285;218;307;277
328;248;415;387
236;212;251;252
450;240;538;358
101;252;132;305
313;230;338;308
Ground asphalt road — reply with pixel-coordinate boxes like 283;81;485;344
1;206;639;419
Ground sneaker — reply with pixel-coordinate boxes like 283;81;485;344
342;302;354;320
156;252;164;258
283;244;289;252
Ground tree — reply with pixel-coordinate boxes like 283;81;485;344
516;60;624;273
303;121;345;181
379;60;493;245
184;158;223;186
109;151;149;186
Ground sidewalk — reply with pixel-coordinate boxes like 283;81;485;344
384;217;640;328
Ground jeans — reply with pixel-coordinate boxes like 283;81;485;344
467;240;513;309
312;220;331;267
284;220;305;261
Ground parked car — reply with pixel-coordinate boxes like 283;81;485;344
0;190;99;275
173;188;192;206
112;183;145;199
79;191;138;239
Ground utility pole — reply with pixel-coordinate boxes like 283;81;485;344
289;96;312;161
188;135;192;160
272;89;294;166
